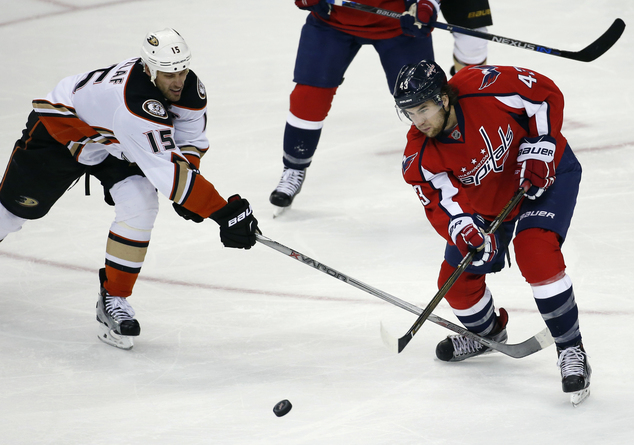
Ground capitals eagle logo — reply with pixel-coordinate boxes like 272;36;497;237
470;65;501;90
402;152;418;174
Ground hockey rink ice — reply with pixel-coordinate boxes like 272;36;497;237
1;1;633;443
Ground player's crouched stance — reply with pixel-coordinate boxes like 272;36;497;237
0;29;259;351
393;60;590;405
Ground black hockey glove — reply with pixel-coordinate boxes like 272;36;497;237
172;202;205;223
210;195;259;249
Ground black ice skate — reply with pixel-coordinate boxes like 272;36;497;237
557;342;591;406
96;268;140;350
436;308;509;362
269;167;306;217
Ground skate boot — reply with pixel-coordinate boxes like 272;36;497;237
269;167;306;216
436;308;509;362
557;341;591;406
96;268;140;350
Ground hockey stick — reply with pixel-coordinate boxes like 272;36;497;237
392;187;527;353
255;232;553;359
325;0;625;62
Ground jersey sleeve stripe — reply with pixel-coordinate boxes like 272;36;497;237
495;94;551;135
421;168;464;217
169;157;193;203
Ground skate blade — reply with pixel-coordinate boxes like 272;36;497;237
97;324;134;350
570;388;590;407
272;205;290;218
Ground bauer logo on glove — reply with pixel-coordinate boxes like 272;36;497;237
228;205;253;228
210;194;259;249
517;135;557;200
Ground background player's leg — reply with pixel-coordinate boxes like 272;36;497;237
270;15;360;213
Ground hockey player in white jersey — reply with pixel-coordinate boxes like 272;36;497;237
0;28;259;349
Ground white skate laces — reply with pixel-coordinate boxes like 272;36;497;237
104;295;136;322
557;343;591;405
97;293;139;350
450;335;487;356
557;345;587;379
436;308;509;362
274;168;305;197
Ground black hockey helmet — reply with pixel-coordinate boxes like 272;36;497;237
393;60;447;109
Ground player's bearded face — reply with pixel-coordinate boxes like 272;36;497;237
154;69;189;102
403;99;448;138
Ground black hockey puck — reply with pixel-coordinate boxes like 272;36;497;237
273;399;292;417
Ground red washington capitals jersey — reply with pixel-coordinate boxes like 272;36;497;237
402;65;568;242
313;0;409;40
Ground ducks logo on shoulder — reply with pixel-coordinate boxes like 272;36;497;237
197;78;206;100
142;99;168;119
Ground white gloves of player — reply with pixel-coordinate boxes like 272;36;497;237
517;135;557;200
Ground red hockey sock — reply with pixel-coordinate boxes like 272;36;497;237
438;260;486;310
289;84;338;122
514;228;566;285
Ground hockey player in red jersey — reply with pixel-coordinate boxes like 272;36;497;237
393;60;590;404
269;0;438;215
269;1;494;216
0;29;259;350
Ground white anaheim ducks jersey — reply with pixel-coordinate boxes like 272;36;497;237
31;57;226;217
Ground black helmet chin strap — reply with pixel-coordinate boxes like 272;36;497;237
440;104;451;134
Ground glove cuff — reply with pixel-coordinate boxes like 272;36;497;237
517;135;556;163
448;214;474;244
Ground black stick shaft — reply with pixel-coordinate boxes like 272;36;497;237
255;229;553;358
326;0;625;62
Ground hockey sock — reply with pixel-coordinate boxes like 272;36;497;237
282;118;322;170
282;84;337;169
439;260;486;309
452;287;498;336
513;229;581;347
514;228;566;284
289;84;337;121
531;274;581;349
104;229;150;297
104;176;157;298
438;261;497;335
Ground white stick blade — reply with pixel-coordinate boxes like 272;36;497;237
380;322;400;353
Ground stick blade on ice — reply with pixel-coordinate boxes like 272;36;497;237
380;322;399;353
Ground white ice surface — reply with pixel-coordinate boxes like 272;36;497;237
1;1;633;444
